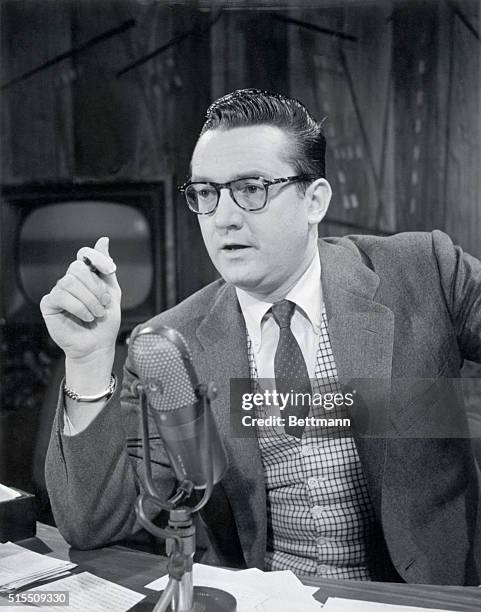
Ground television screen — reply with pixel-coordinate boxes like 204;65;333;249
19;201;153;311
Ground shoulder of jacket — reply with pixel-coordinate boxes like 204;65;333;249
322;231;436;266
135;278;227;334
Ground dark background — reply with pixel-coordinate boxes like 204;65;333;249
0;0;480;518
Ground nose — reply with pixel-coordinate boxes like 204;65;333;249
214;187;244;230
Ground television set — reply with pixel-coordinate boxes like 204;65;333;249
0;181;176;331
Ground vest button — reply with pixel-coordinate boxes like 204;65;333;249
311;505;323;519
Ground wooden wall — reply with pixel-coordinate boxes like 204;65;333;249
290;2;394;237
289;0;480;258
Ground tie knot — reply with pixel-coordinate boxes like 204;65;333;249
271;299;296;328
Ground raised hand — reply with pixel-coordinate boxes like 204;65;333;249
40;237;121;362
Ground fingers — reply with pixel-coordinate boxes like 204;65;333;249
55;273;109;320
40;237;122;323
41;289;96;323
66;260;111;304
41;270;109;322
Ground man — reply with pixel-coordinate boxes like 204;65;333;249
41;89;481;585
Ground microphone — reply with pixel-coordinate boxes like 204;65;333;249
130;324;228;490
129;325;238;612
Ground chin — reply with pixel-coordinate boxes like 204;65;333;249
224;275;257;290
215;263;256;287
222;272;261;292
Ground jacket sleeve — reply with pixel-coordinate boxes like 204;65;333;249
44;341;177;550
432;229;481;363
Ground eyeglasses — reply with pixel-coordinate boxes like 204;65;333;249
178;175;317;215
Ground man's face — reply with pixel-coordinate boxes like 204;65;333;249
191;125;323;300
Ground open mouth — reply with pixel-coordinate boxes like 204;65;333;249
222;244;250;251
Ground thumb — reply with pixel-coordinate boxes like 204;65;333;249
93;236;120;294
94;236;110;257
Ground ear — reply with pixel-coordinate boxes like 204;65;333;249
304;178;332;225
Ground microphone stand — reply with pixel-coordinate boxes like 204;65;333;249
134;382;236;612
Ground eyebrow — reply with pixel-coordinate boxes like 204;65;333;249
189;172;273;183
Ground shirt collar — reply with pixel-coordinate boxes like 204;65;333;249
235;251;322;348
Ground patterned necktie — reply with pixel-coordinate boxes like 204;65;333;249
271;300;311;438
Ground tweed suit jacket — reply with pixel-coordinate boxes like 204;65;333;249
45;230;481;585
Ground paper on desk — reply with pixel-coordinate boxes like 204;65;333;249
219;566;322;611
0;542;76;592
245;568;319;596
0;484;21;502
146;563;322;611
147;566;261;611
323;597;459;612
27;572;145;612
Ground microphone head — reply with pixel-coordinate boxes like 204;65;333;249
130;325;198;411
129;323;228;490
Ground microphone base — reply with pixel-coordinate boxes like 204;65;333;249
158;586;236;611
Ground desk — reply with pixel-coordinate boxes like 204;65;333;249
17;524;481;611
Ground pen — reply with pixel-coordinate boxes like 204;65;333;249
82;256;101;276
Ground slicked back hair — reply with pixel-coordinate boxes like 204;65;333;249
200;88;327;181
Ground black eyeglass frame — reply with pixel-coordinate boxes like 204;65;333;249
177;174;318;214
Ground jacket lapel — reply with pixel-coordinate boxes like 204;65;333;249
318;239;394;515
196;284;267;568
